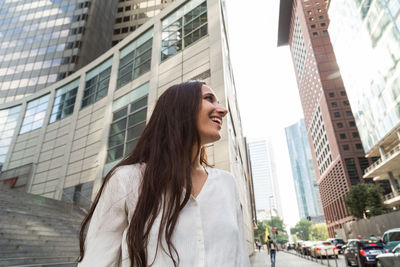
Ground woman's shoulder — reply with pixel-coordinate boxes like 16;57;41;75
109;163;145;190
207;167;236;185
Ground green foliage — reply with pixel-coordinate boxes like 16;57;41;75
290;220;313;240
253;216;288;244
254;220;268;244
310;223;329;241
344;183;389;219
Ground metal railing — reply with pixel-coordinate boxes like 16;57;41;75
364;145;400;175
383;189;400;201
290;247;338;266
59;186;93;216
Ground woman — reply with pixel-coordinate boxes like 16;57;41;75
78;81;250;267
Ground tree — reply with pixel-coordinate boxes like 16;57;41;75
344;183;389;219
253;216;289;244
266;216;289;244
310;223;328;241
290;220;313;240
254;220;268;244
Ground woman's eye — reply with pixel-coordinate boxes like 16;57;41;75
204;96;213;102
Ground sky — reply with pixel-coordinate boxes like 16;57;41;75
225;1;305;229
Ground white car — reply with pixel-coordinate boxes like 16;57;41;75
310;241;339;258
376;244;400;267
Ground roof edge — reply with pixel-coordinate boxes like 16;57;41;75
277;0;294;47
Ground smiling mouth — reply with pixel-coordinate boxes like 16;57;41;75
210;116;222;126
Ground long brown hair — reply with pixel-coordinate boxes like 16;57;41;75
78;81;210;266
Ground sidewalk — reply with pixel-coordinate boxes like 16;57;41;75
250;250;323;267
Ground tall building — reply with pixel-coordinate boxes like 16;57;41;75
0;0;256;253
285;119;324;222
112;0;175;46
328;0;400;209
0;0;118;104
278;0;371;236
247;138;283;221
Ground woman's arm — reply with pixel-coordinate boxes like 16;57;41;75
78;169;129;267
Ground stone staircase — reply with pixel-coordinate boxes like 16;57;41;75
0;188;86;267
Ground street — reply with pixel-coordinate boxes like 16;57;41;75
250;250;347;267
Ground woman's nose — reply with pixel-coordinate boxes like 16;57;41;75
216;104;228;117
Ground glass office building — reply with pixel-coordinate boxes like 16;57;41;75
0;0;117;104
285;119;324;222
329;0;400;153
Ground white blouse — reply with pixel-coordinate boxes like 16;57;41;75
78;164;250;267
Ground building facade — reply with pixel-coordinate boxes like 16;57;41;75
328;0;400;209
285;119;325;222
0;0;118;104
278;0;371;236
0;0;256;253
247;138;283;221
112;0;175;46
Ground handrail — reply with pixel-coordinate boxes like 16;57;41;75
383;189;400;201
58;186;92;215
364;144;400;175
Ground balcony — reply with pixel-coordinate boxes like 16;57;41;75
383;189;400;207
363;144;400;179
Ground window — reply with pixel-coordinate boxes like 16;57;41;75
345;158;359;185
123;16;130;22
346;111;352;116
356;143;363;150
331;102;338;107
311;24;316;28
107;96;148;163
329;92;335;97
321;22;326;27
114;29;121;34
343;101;350;106
308;10;312;15
130;26;136;32
309;17;315;21
340;133;346;139
20;94;50;134
82;61;112;108
122;27;129;33
343;145;349;150
349;121;356;127
337;122;343;128
0;106;21;171
340;91;346;96
334;112;340;118
49;80;79;123
116;17;122;23
161;1;207;61
117;34;152;89
319;16;324;19
312;32;318;36
125;5;131;11
352;132;359;138
118;7;123;12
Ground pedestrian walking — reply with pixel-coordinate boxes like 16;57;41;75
256;240;262;252
77;81;250;267
267;235;279;267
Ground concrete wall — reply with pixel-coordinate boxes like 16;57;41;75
336;211;400;241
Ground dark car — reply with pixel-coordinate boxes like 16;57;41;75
327;238;346;254
376;244;400;267
286;242;296;250
344;239;388;267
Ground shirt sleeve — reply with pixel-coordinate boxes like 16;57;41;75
78;168;129;267
234;181;251;267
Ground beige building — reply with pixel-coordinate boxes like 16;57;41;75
0;0;256;254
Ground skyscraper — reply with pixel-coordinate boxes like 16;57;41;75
112;0;175;46
247;138;283;221
285;119;324;222
0;0;118;104
278;0;371;236
0;0;256;253
328;0;400;209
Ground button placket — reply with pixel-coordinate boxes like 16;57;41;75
194;199;205;267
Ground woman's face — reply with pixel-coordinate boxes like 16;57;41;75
197;85;228;145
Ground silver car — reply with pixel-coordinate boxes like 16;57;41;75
376;244;400;267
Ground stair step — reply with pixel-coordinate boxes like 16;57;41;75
0;256;78;266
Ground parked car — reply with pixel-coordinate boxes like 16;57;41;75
301;241;315;255
376;244;400;267
286;242;296;250
344;239;388;267
382;229;400;252
310;241;339;258
327;238;346;254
